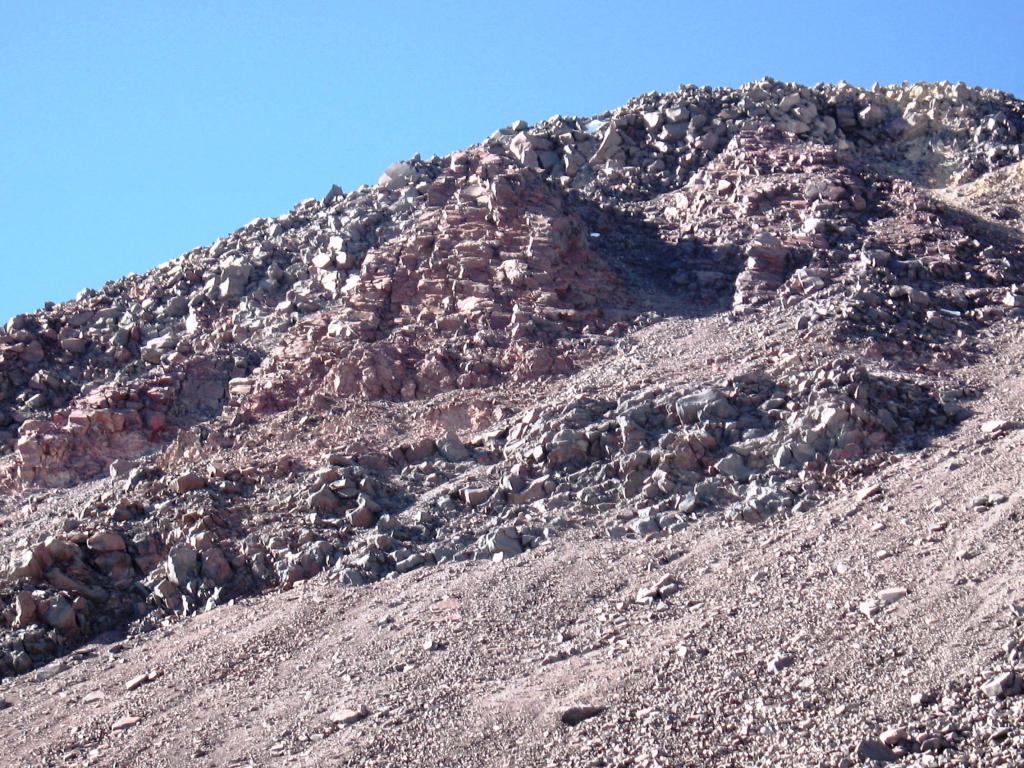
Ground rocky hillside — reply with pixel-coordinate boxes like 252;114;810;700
1;78;1024;767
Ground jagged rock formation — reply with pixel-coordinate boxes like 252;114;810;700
1;78;1024;767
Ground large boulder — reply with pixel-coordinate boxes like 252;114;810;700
167;544;198;586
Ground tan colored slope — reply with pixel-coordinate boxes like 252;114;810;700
937;159;1024;236
2;318;1023;767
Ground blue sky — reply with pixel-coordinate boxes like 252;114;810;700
2;1;1022;322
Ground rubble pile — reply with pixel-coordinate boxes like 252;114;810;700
3;80;1021;461
1;79;1023;765
0;355;968;676
502;78;1024;196
243;148;628;412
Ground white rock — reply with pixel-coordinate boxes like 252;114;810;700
876;587;907;605
330;704;370;725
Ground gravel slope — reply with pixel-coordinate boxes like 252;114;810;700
2;315;1023;768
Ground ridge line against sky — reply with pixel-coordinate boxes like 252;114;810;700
2;0;1022;322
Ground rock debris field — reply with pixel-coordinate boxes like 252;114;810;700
1;78;1024;766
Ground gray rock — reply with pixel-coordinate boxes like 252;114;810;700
590;126;622;164
59;337;88;354
323;184;344;205
8;549;44;581
395;552;426;573
435;434;469;462
858;103;886;127
482;527;523;558
42;596;77;633
403;437;436;463
636;575;678;603
509;476;549;504
629;516;661;536
378;161;415;189
348;504;377;529
338;568;365;586
714;453;749;480
876;587;907;605
217;265;251;298
167;544;198;586
981;671;1019;698
910;690;936;707
108;459;137;479
879;726;908;747
308;486;341;511
153;579;178;600
46;567;108;601
778;92;801;111
311;252;336;270
675;389;736;424
11;651;33;674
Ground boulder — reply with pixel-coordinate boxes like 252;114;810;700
857;738;897;763
167;544;198;586
482;527;523;559
982;671;1020;699
41;596;77;633
46;568;109;601
858;103;886;127
348;505;377;529
461;487;491;507
171;472;206;493
675;389;736;424
86;531;126;553
378;161;415;189
13;592;36;629
714;453;749;480
309;487;341;511
435;434;469;462
8;549;45;582
403;438;436;464
200;547;233;585
323;183;344;205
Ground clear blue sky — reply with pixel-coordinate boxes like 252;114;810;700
2;1;1021;322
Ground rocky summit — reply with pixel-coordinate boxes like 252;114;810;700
1;78;1024;767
